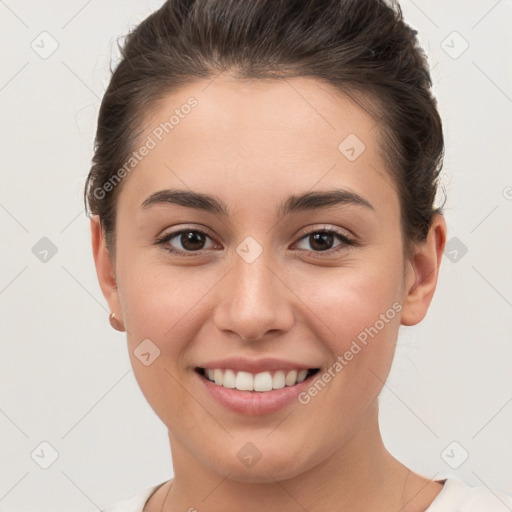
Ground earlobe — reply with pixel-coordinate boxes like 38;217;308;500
90;216;124;330
400;214;447;326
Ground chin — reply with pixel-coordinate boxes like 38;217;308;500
217;462;305;484
202;443;318;484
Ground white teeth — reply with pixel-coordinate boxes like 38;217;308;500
235;371;253;391
223;369;236;388
253;372;273;392
213;369;223;386
297;369;308;383
272;370;286;389
202;368;313;391
285;370;298;386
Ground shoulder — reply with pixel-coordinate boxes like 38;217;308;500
427;477;512;512
101;482;166;512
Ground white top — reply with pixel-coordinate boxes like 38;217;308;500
101;477;512;512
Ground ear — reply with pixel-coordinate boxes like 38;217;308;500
90;215;124;330
400;214;447;326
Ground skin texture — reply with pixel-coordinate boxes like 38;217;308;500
91;75;447;511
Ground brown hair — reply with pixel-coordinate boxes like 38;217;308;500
84;0;445;259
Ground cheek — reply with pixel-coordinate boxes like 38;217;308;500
118;262;206;425
307;256;403;347
117;252;212;342
299;251;404;413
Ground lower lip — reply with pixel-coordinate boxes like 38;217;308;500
196;370;316;416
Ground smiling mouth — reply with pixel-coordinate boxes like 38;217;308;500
195;367;321;392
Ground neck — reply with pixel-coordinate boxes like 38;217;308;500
160;405;438;512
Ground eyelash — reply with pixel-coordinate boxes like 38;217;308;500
155;226;357;258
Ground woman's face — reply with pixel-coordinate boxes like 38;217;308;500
93;75;435;481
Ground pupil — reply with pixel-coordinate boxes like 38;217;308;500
182;231;204;250
311;232;333;251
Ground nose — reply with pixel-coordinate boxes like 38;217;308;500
213;246;294;342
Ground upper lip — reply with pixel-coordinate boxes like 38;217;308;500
196;356;320;374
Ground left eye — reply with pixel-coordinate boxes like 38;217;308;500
294;228;355;253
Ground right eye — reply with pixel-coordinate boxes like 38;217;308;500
155;228;220;256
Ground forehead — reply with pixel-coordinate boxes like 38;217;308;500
117;75;398;218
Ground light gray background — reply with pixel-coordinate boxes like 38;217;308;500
0;0;511;510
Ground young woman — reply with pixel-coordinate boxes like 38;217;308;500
85;0;512;510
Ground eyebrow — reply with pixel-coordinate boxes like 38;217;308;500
140;188;374;216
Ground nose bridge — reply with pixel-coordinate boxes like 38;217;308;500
234;242;275;302
214;235;293;341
